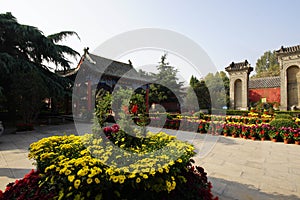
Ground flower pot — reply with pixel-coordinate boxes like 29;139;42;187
251;136;256;141
223;133;228;137
243;135;247;139
295;141;300;145
239;134;243;138
232;134;237;138
283;139;291;144
271;138;277;142
261;137;265;141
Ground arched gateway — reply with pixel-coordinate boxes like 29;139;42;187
225;60;253;110
276;45;300;110
224;44;300;111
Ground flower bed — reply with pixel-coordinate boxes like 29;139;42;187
148;112;300;144
0;127;218;200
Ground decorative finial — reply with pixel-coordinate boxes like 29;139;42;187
83;47;89;56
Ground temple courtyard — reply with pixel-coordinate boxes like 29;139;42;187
0;122;299;200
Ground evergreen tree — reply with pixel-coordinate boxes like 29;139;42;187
149;54;184;106
0;12;80;125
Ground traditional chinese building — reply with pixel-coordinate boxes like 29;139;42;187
60;49;150;119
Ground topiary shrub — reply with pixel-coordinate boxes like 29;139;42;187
270;118;298;129
274;113;293;120
193;111;204;119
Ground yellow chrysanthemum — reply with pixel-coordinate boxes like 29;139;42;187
74;179;81;189
136;177;141;183
95;178;101;184
87;178;93;184
68;175;75;182
142;174;148;179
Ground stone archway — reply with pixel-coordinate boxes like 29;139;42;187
234;79;242;109
276;45;300;110
287;65;300;108
225;60;253;110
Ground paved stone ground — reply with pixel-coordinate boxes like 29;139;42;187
0;122;300;200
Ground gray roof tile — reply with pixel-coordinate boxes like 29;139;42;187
276;45;300;54
249;76;280;89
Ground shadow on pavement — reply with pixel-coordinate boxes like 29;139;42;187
209;176;300;200
0;168;33;179
217;136;239;145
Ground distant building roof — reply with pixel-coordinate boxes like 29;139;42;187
225;60;253;72
249;76;280;89
276;45;300;54
59;51;150;83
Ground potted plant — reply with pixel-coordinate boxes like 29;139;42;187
279;127;293;144
259;124;270;141
268;128;280;142
241;125;249;139
293;131;300;145
249;126;258;140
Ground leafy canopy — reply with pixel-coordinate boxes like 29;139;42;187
254;50;279;78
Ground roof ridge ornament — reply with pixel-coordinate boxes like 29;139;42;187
83;47;96;65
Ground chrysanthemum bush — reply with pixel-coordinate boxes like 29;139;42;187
0;129;218;200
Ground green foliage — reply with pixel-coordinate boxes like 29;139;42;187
204;72;228;109
274;110;300;117
149;54;184;106
184;86;199;111
192;111;204;119
274;113;293;120
270;118;298;129
13;70;49;123
191;79;211;109
254;50;280;77
94;89;112;128
225;110;249;116
187;72;229;111
0;12;79;124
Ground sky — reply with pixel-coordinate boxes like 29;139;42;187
2;0;300;83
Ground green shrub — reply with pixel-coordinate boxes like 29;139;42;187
270;118;298;129
226;110;249;116
193;111;204;119
274;113;293;120
274;110;300;117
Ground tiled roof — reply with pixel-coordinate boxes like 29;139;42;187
61;53;150;82
276;45;300;54
225;60;253;72
249;76;280;89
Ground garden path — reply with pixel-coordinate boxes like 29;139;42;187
0;122;299;200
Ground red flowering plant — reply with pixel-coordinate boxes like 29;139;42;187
268;127;280;140
258;124;271;139
241;125;250;138
279;127;294;140
293;129;300;141
0;169;57;200
249;125;258;138
221;123;228;135
198;120;209;133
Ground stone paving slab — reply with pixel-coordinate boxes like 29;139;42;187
0;123;300;200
